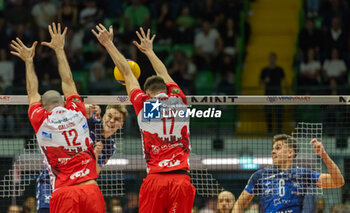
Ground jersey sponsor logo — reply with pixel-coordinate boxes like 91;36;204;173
82;123;88;131
82;159;92;165
158;159;181;168
55;110;66;114
42;131;52;140
72;98;81;103
152;145;160;154
143;100;161;120
172;88;180;94
58;158;70;165
70;168;90;180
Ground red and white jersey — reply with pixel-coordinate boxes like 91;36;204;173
28;94;98;190
130;82;191;174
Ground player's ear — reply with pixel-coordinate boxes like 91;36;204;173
288;149;294;159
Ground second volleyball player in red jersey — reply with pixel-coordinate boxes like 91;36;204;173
92;24;195;213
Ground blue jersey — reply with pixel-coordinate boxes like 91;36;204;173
245;166;321;213
87;117;116;167
36;169;51;210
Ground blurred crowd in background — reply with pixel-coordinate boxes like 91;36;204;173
0;0;246;97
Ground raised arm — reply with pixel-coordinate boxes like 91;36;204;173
10;38;40;105
92;24;140;96
310;139;345;188
133;27;174;84
232;190;254;213
41;23;77;97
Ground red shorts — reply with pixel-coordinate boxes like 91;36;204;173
139;173;196;213
50;184;105;213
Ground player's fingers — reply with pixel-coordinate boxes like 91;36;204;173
10;51;20;57
109;25;113;34
47;25;54;38
147;28;150;39
151;34;156;43
11;40;21;50
132;41;141;49
62;27;68;36
91;29;98;37
16;37;25;47
10;43;20;52
58;23;61;34
309;138;317;144
136;31;142;41
96;25;102;32
32;41;38;49
140;27;146;38
99;23;107;31
52;22;57;34
41;42;51;47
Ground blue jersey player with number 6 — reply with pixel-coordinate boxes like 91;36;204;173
233;134;345;213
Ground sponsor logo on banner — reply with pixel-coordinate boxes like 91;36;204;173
191;96;238;103
266;96;311;103
0;96;10;102
339;96;350;103
70;168;90;180
116;96;129;103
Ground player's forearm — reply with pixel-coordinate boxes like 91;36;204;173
144;50;168;77
104;41;131;77
232;203;245;213
322;154;345;187
25;60;39;97
55;49;73;83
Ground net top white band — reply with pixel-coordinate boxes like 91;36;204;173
1;95;350;105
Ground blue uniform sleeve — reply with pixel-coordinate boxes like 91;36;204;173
97;138;116;167
87;117;99;132
244;171;261;194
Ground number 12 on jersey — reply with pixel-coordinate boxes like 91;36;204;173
62;129;81;146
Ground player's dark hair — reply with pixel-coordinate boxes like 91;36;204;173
144;75;167;94
273;134;299;158
106;105;128;119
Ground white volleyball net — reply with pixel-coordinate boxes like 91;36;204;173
0;95;348;212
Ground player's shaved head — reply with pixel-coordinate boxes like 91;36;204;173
42;90;64;111
217;191;235;213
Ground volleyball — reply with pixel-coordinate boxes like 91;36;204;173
114;60;141;85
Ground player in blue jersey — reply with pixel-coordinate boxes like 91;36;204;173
36;104;128;213
233;134;344;213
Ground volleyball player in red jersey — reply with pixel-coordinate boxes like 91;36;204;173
92;24;195;213
10;23;105;213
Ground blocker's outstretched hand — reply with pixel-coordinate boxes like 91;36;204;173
92;23;114;47
10;38;38;62
133;27;156;55
41;22;67;51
